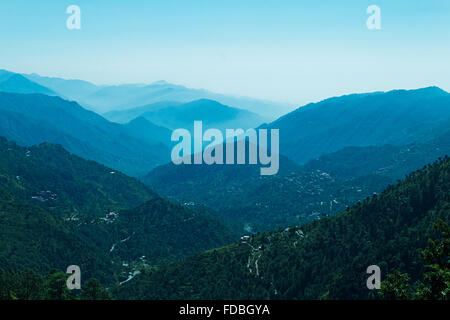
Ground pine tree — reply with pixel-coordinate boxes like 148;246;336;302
380;220;450;300
80;278;112;300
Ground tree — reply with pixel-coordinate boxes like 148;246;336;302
379;271;411;300
380;220;450;300
414;220;450;300
80;278;111;300
44;271;75;300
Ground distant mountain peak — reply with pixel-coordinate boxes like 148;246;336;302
151;80;170;86
185;98;227;106
415;86;448;95
128;115;150;124
0;71;55;96
127;116;166;130
380;86;449;99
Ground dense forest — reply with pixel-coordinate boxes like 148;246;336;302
1;133;449;300
1;135;449;300
116;156;450;299
0;269;110;300
143;129;450;232
302;129;450;181
143;149;388;232
0;137;237;287
379;219;450;300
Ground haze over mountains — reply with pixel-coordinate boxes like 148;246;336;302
104;99;266;132
6;69;450;172
1;69;449;191
0;69;281;172
23;72;292;119
0;70;56;96
0;92;170;176
141;86;450;231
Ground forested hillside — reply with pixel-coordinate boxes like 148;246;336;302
0;137;237;286
303;130;450;181
117;156;450;299
144;129;450;232
0;269;111;300
0;137;157;218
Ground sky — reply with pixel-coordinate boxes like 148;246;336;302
0;0;449;106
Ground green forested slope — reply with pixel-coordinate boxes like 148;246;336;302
0;137;158;218
117;156;450;299
143;130;450;232
0;137;237;286
302;130;450;181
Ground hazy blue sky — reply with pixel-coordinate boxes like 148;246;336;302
1;0;449;106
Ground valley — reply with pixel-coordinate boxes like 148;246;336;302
0;72;449;300
0;137;238;286
1;0;449;304
116;157;450;299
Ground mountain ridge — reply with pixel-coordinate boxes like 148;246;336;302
0;70;55;96
21;71;292;118
264;86;450;164
0;92;171;176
